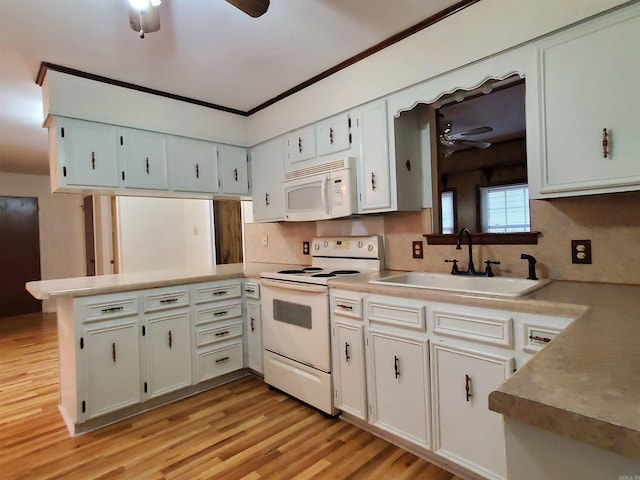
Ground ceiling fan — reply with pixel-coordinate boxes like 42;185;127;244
439;121;493;155
129;0;270;38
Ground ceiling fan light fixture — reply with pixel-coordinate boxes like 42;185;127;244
129;3;161;39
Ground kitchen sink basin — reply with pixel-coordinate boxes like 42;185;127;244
369;272;551;297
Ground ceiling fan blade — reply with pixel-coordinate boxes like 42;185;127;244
456;139;492;149
455;126;494;137
225;0;270;18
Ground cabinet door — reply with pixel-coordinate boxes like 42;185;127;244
368;330;430;448
168;136;220;193
316;113;351;157
120;128;168;190
83;317;141;419
333;322;366;420
246;301;263;373
431;343;513;480
59;118;119;187
352;100;391;212
250;138;285;222
219;145;249;195
540;10;640;195
145;311;191;398
285;126;316;169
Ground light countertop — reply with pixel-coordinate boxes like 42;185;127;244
25;262;304;300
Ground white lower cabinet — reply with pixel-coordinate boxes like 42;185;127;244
334;322;366;419
192;280;244;383
58;278;248;435
329;289;575;479
144;310;191;398
431;343;513;480
368;329;430;448
82;316;141;419
245;301;263;373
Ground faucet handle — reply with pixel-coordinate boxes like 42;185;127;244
484;260;500;277
445;259;459;274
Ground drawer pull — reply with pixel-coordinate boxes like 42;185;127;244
529;334;551;344
112;342;117;363
168;330;172;349
394;355;400;379
345;342;350;362
245;288;255;294
215;331;230;337
101;306;124;314
213;311;228;317
212;291;228;296
602;128;609;158
465;374;472;402
160;298;179;304
215;356;230;364
337;304;353;310
250;317;255;332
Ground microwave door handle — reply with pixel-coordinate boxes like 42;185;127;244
321;175;330;215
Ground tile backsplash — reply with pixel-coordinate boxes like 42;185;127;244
244;190;640;285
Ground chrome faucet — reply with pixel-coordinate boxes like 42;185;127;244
456;228;476;274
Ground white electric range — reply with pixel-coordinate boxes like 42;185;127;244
260;235;384;415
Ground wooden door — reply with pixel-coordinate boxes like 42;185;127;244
83;196;96;276
213;200;243;264
0;196;41;317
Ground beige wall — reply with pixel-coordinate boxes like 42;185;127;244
0;173;85;311
247;190;640;286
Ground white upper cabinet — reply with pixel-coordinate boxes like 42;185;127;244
285;125;316;170
250;137;285;222
119;128;168;190
351;99;392;212
316;113;351;157
219;144;249;195
49;116;119;189
537;6;640;197
168;136;220;194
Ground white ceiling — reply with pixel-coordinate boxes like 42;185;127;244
0;0;465;176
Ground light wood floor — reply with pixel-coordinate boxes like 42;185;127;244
0;312;462;480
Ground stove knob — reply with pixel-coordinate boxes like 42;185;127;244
314;243;320;251
367;244;374;252
358;241;364;248
323;241;329;248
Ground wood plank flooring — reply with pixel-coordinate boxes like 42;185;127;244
0;313;461;479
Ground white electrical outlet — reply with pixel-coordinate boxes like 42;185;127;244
262;235;269;246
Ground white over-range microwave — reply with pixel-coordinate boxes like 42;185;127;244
283;157;357;221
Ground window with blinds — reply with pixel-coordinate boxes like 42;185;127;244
480;184;530;233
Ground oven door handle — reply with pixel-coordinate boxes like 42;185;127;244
261;278;328;293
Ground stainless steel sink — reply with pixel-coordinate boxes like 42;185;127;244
369;272;551;297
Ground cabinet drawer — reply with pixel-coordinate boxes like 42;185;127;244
331;293;363;319
367;296;425;331
195;300;242;325
194;281;242;304
78;294;138;322
244;281;260;300
197;341;243;382
432;308;513;349
196;321;243;347
522;323;561;354
143;289;189;313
